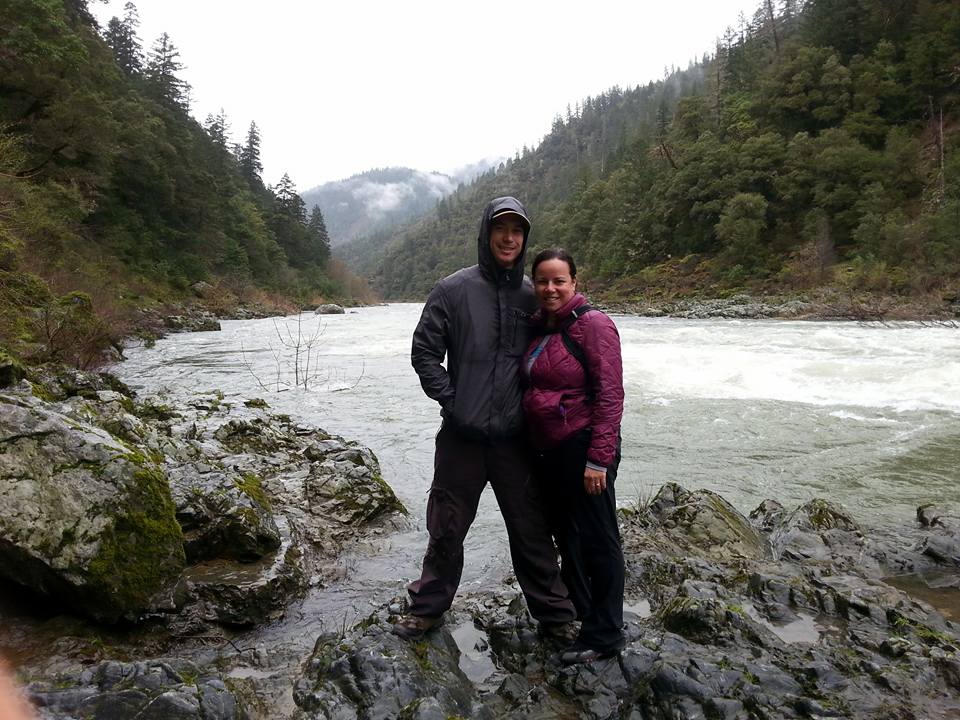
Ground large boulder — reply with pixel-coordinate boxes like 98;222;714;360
0;393;185;623
647;482;769;560
305;442;407;528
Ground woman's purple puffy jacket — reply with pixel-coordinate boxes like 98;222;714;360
522;292;624;469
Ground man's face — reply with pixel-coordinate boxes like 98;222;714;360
489;216;526;268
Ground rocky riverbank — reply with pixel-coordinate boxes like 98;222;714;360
2;366;959;719
293;485;960;720
0;364;407;719
605;291;960;322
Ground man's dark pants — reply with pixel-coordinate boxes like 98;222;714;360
406;424;576;623
534;428;625;653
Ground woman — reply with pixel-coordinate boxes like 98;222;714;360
523;248;626;664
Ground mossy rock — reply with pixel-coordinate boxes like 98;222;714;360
0;400;185;623
85;461;186;617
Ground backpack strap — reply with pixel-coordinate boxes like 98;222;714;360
559;305;595;400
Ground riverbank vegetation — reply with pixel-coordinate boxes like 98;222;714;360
364;0;959;313
0;0;373;368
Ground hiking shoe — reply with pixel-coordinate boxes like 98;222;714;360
560;647;619;665
538;620;578;644
391;614;444;639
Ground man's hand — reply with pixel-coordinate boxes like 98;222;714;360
584;467;606;496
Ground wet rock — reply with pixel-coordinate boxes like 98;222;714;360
749;498;786;532
213;417;294;455
769;498;870;570
167;464;280;562
647;482;769;560
28;659;247;720
293;621;476;720
315;304;345;315
0;393;185;622
305;446;407;527
170;530;302;628
27;365;134;402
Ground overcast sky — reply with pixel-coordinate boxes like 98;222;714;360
93;0;760;190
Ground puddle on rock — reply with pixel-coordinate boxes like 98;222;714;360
884;572;960;621
450;620;496;684
624;598;652;618
226;667;277;680
742;601;838;644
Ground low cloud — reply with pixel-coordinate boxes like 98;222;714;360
352;181;416;213
351;172;457;213
419;171;457;198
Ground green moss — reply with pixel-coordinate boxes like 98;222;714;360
29;380;55;402
86;459;185;617
136;402;179;421
353;612;381;631
892;614;954;645
179;669;199;687
244;398;269;409
412;640;432;671
235;472;270;510
804;499;852;530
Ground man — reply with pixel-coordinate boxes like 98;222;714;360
393;196;576;639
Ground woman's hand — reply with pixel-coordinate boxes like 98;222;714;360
584;467;607;495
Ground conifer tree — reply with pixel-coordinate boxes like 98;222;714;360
239;121;263;184
103;2;142;75
275;173;306;222
308;205;331;265
145;32;190;110
203;108;229;148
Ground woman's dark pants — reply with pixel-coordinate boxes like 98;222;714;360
406;424;576;623
534;429;625;652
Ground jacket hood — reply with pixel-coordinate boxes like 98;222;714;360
477;196;531;289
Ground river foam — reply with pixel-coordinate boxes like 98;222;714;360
618;317;960;414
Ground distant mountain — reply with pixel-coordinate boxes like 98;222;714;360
301;162;501;248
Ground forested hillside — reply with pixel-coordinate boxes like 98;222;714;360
0;0;367;367
372;0;959;303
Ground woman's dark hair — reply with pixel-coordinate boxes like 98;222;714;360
531;248;577;279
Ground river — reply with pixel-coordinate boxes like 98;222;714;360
112;305;960;612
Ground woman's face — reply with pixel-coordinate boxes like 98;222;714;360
534;258;577;314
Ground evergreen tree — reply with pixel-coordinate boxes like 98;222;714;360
274;173;306;222
103;2;142;75
145;32;190;110
239;121;263;185
307;205;331;265
203;108;229;148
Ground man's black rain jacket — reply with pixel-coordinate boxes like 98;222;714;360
411;196;536;441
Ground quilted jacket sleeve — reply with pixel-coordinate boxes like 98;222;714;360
411;282;455;410
580;311;624;469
